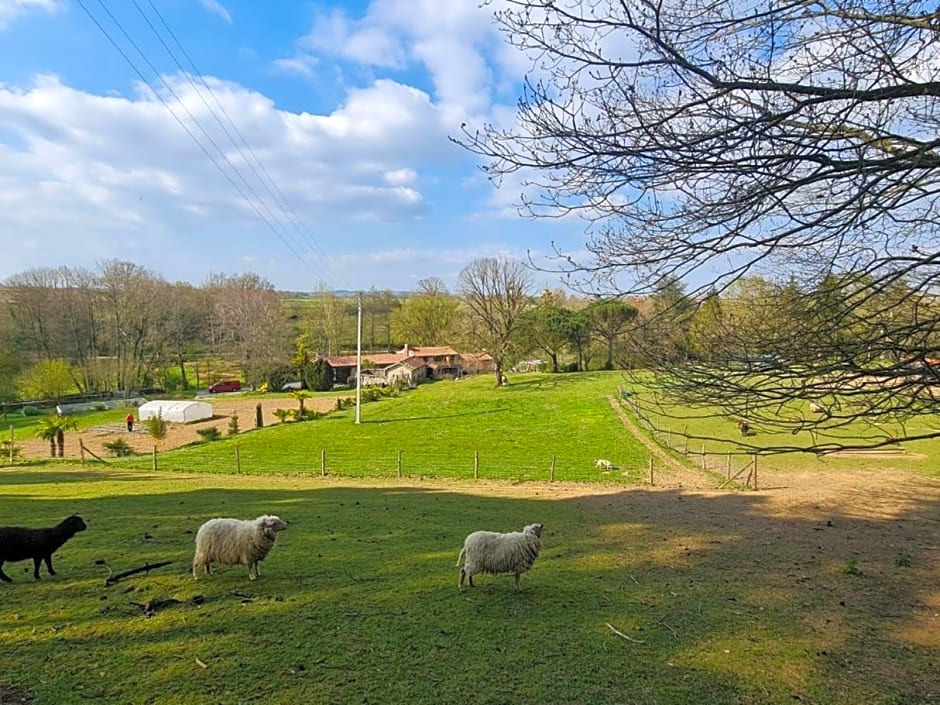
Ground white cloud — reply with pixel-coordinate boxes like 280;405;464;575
384;168;416;186
0;73;465;285
196;0;231;24
0;0;59;31
272;55;319;79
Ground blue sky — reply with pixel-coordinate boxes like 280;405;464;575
0;0;586;293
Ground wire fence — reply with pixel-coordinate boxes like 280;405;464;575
3;398;752;490
618;390;760;489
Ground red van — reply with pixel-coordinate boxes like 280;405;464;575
209;379;242;393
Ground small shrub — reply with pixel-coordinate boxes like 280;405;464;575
103;438;134;457
197;427;222;442
228;414;240;436
842;558;861;575
20;406;40;417
895;552;913;568
273;408;292;424
142;413;168;442
0;439;22;459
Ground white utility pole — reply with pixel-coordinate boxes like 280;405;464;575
355;292;362;424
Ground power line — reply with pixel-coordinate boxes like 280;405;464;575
139;0;337;282
74;0;332;283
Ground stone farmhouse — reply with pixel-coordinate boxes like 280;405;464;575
325;344;495;386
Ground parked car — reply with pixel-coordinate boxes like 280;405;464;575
209;380;242;394
280;381;304;391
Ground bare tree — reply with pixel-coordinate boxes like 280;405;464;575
205;272;292;385
97;259;166;394
458;257;533;385
463;0;940;451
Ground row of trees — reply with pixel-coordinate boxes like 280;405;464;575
0;257;689;401
0;261;292;399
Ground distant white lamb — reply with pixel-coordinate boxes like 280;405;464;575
456;523;543;589
192;515;288;580
594;458;616;470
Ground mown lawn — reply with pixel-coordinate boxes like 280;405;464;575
118;372;650;483
0;468;936;705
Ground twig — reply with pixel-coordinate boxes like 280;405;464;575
195;657;208;669
130;597;182;616
605;622;645;644
105;560;173;586
657;619;679;639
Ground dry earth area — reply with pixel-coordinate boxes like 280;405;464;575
15;395;341;461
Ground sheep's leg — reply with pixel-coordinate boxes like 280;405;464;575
0;563;11;582
248;562;257;580
459;567;466;588
514;573;521;589
43;555;56;576
32;556;43;579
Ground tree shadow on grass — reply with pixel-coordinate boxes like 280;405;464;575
0;469;937;704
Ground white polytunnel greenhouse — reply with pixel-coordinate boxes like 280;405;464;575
137;400;213;424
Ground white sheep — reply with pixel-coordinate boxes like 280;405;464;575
192;515;288;580
456;523;543;589
594;458;616;470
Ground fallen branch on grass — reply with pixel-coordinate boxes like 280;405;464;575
103;560;174;586
605;622;645;644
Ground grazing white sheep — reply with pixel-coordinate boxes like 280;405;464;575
456;523;543;589
192;515;288;580
808;402;828;415
594;458;616;470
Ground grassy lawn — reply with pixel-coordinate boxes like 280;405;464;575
0;468;936;705
624;384;940;477
118;372;650;483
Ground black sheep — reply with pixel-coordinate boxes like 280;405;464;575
0;514;87;582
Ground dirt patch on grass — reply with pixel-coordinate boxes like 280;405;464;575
0;683;33;704
16;395;341;461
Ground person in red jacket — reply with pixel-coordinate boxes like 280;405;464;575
125;413;135;433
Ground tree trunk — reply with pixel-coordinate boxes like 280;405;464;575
56;430;64;458
550;352;558;373
177;353;189;390
48;438;56;457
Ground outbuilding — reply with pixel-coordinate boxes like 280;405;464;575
137;400;213;424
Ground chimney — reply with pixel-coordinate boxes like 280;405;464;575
404;343;413;357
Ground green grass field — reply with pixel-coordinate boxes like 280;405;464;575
116;372;652;483
0;468;936;705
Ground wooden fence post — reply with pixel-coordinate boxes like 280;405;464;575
320;449;326;477
9;425;14;465
474;450;479;480
550;454;556;482
79;439;85;466
753;455;758;490
726;452;731;479
701;443;706;469
152;446;157;472
234;444;241;474
648;456;654;486
397;449;402;478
